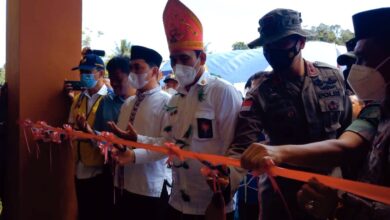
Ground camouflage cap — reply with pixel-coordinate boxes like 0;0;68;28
248;8;312;48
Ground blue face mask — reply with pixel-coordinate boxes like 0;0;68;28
81;73;98;89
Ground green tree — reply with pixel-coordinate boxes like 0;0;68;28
232;41;249;50
305;23;354;45
82;28;104;48
82;28;92;47
330;25;342;38
113;39;131;56
338;29;355;45
97;31;104;38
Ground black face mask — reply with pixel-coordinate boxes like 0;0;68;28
263;41;300;71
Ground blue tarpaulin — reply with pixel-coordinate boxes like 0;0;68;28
160;48;267;84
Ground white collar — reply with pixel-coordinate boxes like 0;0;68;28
137;86;161;96
82;84;108;99
177;71;210;95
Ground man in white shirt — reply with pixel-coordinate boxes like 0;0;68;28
110;1;243;219
108;45;171;220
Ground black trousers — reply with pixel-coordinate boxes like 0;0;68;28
166;205;234;220
113;182;169;220
75;171;113;220
237;203;259;220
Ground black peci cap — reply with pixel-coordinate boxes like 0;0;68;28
130;45;163;68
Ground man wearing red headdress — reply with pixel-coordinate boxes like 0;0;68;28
110;1;243;219
160;1;243;218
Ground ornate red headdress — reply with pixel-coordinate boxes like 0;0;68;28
163;0;204;53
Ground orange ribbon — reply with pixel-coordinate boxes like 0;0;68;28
23;120;390;206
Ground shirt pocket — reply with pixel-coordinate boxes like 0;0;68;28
193;111;218;141
319;97;344;133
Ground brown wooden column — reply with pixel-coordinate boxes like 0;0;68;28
5;0;82;219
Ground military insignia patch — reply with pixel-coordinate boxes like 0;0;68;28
307;62;319;77
197;118;213;138
241;99;253;111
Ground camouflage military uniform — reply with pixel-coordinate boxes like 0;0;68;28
231;60;352;220
329;6;390;219
342;102;381;180
332;102;390;220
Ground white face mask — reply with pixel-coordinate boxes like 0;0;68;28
166;87;177;95
347;56;390;101
128;72;149;89
173;58;200;87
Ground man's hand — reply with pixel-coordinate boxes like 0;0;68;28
200;162;230;192
107;121;138;141
297;178;340;219
75;114;94;134
112;147;135;165
240;143;278;173
63;81;75;101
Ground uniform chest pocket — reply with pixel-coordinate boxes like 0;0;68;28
194;111;218;140
319;97;344;132
266;101;299;123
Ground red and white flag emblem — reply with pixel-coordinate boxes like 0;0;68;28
241;99;253;111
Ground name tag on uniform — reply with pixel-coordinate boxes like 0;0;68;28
241;99;253;111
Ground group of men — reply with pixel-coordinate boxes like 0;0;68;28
64;0;390;219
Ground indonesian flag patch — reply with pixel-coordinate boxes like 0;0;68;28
241;99;253;111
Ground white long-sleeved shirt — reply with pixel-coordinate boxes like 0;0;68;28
116;86;172;197
137;72;243;215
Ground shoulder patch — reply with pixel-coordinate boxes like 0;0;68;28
313;61;344;82
313;61;337;70
255;71;273;86
241;99;253;111
306;61;319;77
263;71;272;77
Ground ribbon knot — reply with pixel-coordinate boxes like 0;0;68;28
165;142;184;166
